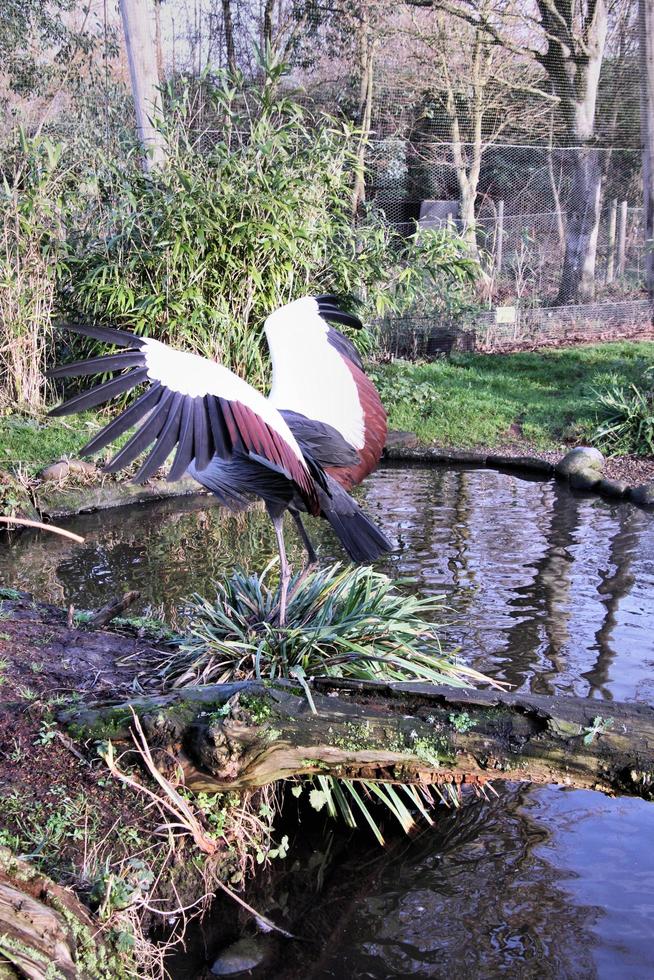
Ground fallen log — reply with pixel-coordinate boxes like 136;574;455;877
60;679;654;801
0;847;106;979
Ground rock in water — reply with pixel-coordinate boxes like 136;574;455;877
569;468;602;491
211;936;270;975
630;482;654;506
555;447;604;478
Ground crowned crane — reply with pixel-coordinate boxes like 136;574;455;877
49;296;392;625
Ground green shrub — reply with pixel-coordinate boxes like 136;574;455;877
592;367;654;456
62;60;476;386
0;133;67;411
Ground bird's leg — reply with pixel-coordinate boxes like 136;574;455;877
270;510;291;628
280;511;318;607
291;511;317;568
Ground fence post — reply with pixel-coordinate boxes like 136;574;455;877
616;200;628;277
495;199;504;273
606;198;617;284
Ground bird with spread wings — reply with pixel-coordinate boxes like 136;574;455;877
50;295;393;624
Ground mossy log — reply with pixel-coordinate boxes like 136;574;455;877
0;847;106;980
60;679;654;801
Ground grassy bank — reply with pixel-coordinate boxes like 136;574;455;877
371;341;654;450
0;411;105;476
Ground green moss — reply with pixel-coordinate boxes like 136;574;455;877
52;898;130;979
0;934;67;978
239;694;273;724
67;707;135;741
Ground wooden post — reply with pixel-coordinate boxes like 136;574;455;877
495;199;504;273
640;0;654;300
616;200;628;277
606;198;617;283
118;0;165;172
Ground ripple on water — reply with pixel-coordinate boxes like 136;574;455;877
282;785;654;979
1;465;653;701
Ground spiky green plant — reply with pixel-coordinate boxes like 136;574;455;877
161;562;487;690
592;368;654;456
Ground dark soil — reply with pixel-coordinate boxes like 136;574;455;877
0;594;172;883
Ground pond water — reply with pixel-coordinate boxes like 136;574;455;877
2;463;654;978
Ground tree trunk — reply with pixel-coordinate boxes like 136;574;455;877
640;0;654;301
556;141;603;304
0;850;105;979
352;8;375;217
153;0;163;83
535;0;608;305
61;679;654;801
221;0;237;74
263;0;275;51
119;0;165;172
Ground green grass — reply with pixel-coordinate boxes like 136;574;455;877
371;342;654;450
0;411;106;475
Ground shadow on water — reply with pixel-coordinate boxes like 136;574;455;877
269;784;654;980
2;465;654;978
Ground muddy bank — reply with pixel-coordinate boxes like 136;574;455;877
0;590;264;977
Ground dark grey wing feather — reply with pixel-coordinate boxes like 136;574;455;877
189;452;295;511
48;322;321;514
280;411;360;468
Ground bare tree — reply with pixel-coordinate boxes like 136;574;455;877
407;0;616;304
405;3;551;266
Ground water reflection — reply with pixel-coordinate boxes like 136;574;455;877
278;785;654;980
1;465;653;699
3;465;654;979
363;465;654;701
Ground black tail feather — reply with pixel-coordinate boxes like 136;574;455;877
319;476;393;562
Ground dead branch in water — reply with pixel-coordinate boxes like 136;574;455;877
0;514;84;543
87;590;141;628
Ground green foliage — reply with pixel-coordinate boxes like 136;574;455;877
90;858;155;917
162;561;489;689
0;588;23;600
0;788;99;875
368;367;441;419
305;773;452;844
448;711;474;733
62;59;475;386
591;367;654;456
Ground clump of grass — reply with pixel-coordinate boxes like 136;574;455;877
592;369;654;456
161;562;487;690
